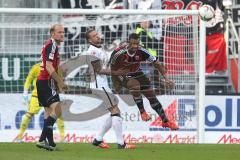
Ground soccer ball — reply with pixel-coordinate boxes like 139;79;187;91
199;4;215;21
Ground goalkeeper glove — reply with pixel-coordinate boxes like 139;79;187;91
22;89;29;105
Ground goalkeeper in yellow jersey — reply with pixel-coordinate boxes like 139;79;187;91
15;62;65;142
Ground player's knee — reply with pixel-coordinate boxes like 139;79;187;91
111;113;121;117
128;83;141;94
50;102;62;118
127;79;140;89
129;86;141;96
109;106;120;115
131;92;141;98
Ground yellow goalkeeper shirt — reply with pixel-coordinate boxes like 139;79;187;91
24;63;41;97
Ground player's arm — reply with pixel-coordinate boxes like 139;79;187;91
141;48;168;79
91;59;128;76
24;64;38;91
22;64;36;104
57;65;65;78
150;58;175;92
46;61;67;91
153;60;175;89
45;43;67;91
153;61;167;79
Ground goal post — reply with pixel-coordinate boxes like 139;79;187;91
0;8;206;143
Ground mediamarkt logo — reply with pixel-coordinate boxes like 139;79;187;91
124;134;196;143
218;134;240;144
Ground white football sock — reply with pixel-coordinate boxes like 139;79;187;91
95;116;112;141
112;116;124;145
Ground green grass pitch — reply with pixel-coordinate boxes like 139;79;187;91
0;143;239;160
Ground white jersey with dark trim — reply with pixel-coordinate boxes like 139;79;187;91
87;44;111;92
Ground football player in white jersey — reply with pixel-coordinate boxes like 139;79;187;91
85;29;135;149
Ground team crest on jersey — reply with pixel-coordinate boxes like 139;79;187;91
135;55;140;61
91;51;96;55
49;53;54;60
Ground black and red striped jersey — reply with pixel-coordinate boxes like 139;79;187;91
110;46;156;74
38;38;60;80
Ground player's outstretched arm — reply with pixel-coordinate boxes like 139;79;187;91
91;59;129;76
153;61;167;79
153;61;175;88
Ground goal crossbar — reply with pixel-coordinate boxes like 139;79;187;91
0;8;199;15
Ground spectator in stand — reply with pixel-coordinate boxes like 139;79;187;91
135;20;159;58
128;0;161;10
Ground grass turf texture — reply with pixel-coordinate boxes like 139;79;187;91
0;143;239;160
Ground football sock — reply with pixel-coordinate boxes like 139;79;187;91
45;115;57;146
133;96;145;113
112;114;124;145
95;115;112;141
150;100;168;122
39;119;47;142
57;117;65;141
17;113;32;138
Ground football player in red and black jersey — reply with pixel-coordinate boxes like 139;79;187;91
110;33;179;130
36;24;68;151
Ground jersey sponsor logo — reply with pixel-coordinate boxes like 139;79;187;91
49;52;54;60
135;55;140;61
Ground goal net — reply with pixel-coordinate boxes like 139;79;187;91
0;9;205;143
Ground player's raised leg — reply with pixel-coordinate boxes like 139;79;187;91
142;88;179;130
127;78;151;121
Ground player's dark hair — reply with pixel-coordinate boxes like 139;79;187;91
128;33;139;41
85;29;95;41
